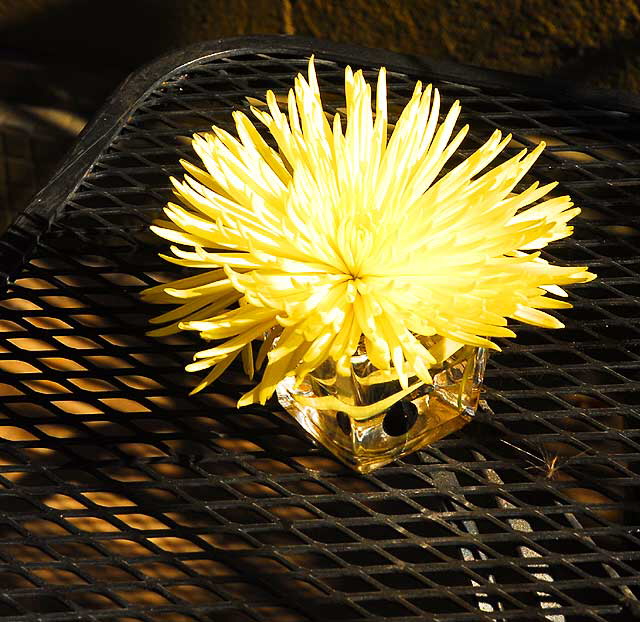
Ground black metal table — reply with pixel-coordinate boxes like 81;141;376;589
0;35;639;622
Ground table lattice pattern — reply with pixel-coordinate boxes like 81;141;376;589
0;38;639;621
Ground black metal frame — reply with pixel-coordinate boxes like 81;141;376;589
0;35;639;622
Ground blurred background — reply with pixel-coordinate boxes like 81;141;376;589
0;0;639;232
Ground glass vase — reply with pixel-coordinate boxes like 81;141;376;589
276;339;487;473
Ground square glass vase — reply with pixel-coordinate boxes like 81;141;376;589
276;341;487;473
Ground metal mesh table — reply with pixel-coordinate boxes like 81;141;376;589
0;35;639;622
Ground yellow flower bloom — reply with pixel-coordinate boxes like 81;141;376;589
143;58;595;407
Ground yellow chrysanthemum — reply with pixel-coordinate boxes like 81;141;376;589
143;58;595;408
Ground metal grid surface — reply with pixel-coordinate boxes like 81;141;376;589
0;38;639;621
